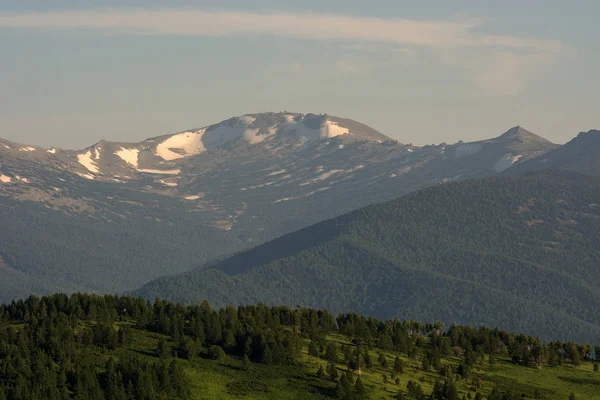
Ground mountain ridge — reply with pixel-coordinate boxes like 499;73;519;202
0;113;570;302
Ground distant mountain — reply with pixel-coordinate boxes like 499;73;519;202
507;129;600;176
0;113;557;301
135;170;600;343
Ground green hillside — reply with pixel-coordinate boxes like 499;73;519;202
1;293;599;399
135;170;600;343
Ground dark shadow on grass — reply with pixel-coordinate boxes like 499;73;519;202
129;348;158;358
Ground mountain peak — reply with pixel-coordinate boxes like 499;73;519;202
495;126;552;145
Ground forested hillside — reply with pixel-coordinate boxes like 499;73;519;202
136;170;600;343
1;293;599;399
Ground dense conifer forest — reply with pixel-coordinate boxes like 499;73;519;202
1;293;599;399
136;171;600;344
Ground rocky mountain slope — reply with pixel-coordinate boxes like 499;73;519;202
506;129;600;177
135;170;600;343
0;113;557;301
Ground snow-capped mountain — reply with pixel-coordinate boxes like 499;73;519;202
0;112;558;301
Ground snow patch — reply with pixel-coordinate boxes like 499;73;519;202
266;169;286;177
455;144;482;158
394;166;413;175
0;174;12;183
159;180;178;187
300;169;344;186
184;195;201;200
322;120;350;138
204;118;275;147
77;151;99;173
76;172;95;180
280;116;349;142
156;130;206;160
274;186;331;203
493;153;522;172
3;145;10;149
115;147;140;168
47;148;56;154
239;115;256;125
137;168;180;175
19;147;36;152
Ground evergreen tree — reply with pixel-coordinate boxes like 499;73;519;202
422;356;431;371
157;338;170;359
354;376;366;399
316;364;325;379
309;340;319;357
394;356;404;373
328;362;339;381
242;354;251;371
326;342;340;364
335;374;352;400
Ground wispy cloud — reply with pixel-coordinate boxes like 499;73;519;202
0;9;562;51
0;8;564;95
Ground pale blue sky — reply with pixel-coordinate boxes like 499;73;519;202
1;1;599;148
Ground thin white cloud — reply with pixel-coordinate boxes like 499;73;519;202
0;9;562;52
0;8;564;96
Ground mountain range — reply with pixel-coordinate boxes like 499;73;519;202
1;112;599;341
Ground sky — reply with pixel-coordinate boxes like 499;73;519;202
1;1;599;149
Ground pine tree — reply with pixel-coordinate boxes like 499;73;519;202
394;356;404;373
378;352;388;368
325;342;339;364
422;356;431;371
242;354;251;371
354;376;366;399
328;362;339;381
157;338;169;359
316;364;326;379
355;353;365;375
364;350;373;370
309;340;319;357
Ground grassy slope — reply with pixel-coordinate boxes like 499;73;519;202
76;322;600;400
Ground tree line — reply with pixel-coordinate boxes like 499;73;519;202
0;293;598;399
